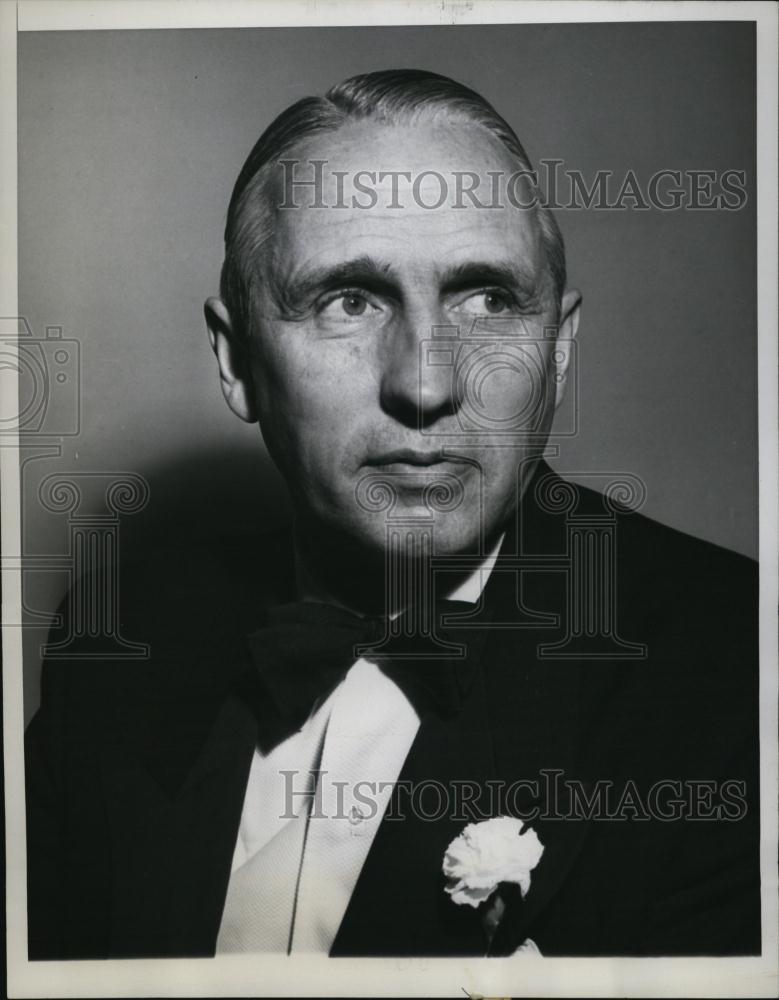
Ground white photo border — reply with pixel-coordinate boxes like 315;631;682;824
2;2;777;997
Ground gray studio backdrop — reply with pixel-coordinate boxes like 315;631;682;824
18;23;757;724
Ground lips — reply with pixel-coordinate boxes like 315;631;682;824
365;448;466;468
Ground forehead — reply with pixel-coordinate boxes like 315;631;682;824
261;119;547;285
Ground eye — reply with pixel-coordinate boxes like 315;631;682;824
319;290;382;322
455;290;514;316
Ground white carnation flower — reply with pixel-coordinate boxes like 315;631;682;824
442;816;544;908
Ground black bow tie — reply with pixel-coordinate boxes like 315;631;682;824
240;599;487;746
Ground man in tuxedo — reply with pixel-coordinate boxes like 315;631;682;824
25;69;760;959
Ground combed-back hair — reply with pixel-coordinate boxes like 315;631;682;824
220;69;566;337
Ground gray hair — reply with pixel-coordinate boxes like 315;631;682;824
221;69;566;337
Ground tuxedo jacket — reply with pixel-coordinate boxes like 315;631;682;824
25;463;761;959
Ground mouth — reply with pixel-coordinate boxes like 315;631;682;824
365;448;466;470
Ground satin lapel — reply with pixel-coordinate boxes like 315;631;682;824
483;466;592;953
101;693;257;957
331;637;498;957
482;622;592;956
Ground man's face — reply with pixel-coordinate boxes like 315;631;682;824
210;119;579;557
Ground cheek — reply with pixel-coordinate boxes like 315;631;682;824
458;343;554;433
499;343;554;398
283;344;368;424
251;337;371;464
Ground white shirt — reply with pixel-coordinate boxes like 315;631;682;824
216;537;503;955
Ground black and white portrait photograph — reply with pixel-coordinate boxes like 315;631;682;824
2;1;777;997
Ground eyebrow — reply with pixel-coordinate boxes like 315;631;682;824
275;256;399;314
438;260;543;303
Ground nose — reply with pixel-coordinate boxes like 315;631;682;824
379;311;462;429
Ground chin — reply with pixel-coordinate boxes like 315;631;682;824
342;507;490;560
429;517;498;557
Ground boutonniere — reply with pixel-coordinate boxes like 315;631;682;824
442;816;544;955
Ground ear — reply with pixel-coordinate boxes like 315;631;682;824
204;296;257;423
551;288;582;410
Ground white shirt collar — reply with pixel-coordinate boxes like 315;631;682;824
446;532;505;604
